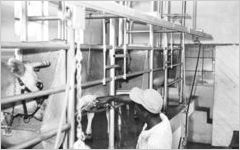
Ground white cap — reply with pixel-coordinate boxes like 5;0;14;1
129;87;163;114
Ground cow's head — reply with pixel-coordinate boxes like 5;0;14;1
7;58;43;92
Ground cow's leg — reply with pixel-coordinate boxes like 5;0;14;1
85;112;95;139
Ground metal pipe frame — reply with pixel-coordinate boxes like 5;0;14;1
1;41;69;50
162;13;191;19
149;24;154;89
127;29;179;33
67;26;76;148
162;1;169;112
28;16;63;21
180;0;187;104
167;62;182;68
28;15;124;21
123;45;127;79
193;0;197;30
106;64;120;69
72;1;212;39
1;66;164;107
1;86;66;105
86;15;124;19
8;124;71;149
168;78;182;86
2;42;185;52
108;18;116;149
102;19;107;85
123;16;128;80
170;32;174;68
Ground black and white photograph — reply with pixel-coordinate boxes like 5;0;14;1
1;0;239;149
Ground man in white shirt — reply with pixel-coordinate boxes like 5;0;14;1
129;87;173;149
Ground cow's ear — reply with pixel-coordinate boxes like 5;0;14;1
7;58;26;77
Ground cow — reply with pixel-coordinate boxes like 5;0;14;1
1;58;44;148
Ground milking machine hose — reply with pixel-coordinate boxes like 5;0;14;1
180;39;201;148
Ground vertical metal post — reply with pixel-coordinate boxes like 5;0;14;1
162;1;169;112
193;0;197;30
123;17;128;80
180;0;187;104
118;3;123;46
61;4;68;148
102;19;107;84
149;24;154;89
67;27;75;148
108;18;116;149
179;1;187;147
170;31;173;69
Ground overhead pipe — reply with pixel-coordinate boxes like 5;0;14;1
1;41;69;50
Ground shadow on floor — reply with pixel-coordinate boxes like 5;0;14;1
186;141;229;149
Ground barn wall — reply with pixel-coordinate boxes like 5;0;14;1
212;45;239;146
196;1;239;43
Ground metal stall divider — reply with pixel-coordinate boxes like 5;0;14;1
1;1;71;148
2;1;213;149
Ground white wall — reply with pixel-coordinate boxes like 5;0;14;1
212;45;239;146
197;1;239;43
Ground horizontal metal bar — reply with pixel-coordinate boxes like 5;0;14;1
127;29;179;33
162;13;192;19
1;41;69;50
153;67;164;72
2;67;164;106
154;30;180;33
74;1;212;39
168;63;182;68
114;54;125;58
106;64;120;69
115;69;151;80
186;57;213;59
115;45;152;50
80;44;112;50
8;123;70;149
1;86;66;106
28;16;63;21
28;15;123;21
185;70;213;72
127;30;149;33
168;78;182;86
86;14;124;19
81;78;112;88
127;45;152;50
